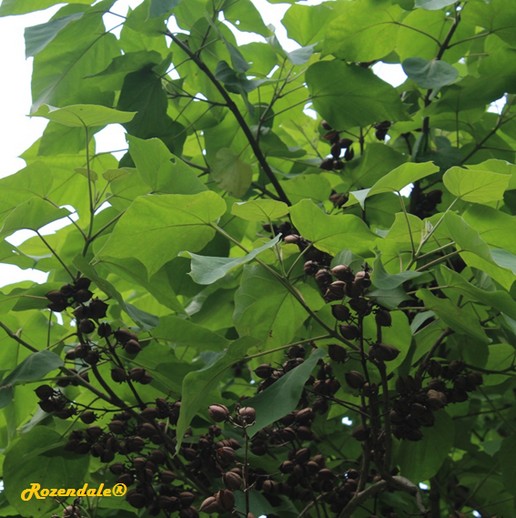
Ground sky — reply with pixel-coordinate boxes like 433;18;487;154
0;0;407;288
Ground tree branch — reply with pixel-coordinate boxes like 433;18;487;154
164;30;291;206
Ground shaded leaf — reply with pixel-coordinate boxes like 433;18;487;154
245;348;326;437
3;427;89;516
290;199;375;256
32;104;136;128
306;61;406;130
417;288;490;343
403;57;458;89
232;200;289;221
211;148;253;197
443;166;511;204
396;411;454;481
188;235;281;285
96;191;226;275
176;337;258;450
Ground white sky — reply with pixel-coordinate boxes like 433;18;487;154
0;0;406;288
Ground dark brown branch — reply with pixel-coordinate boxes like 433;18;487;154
164;30;292;206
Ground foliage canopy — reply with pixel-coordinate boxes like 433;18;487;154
1;0;516;517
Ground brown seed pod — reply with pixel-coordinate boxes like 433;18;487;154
345;370;365;389
208;404;230;422
375;309;392;327
238;406;256;426
331;264;354;283
369;343;400;362
223;471;243;490
124;339;142;355
339;324;359;340
351;424;370;441
331;304;351;321
199;496;220;514
216;489;235;511
328;343;348;362
426;389;447;409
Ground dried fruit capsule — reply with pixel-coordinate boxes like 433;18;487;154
369;343;400;362
339;324;359;340
223;471;243;490
375;309;392;327
74;289;93;303
35;384;54;399
426;389;447;409
124;339;142;355
351;424;370;441
331;304;350;321
320;158;334;170
126;491;147;509
331;264;354;283
80;410;96;424
303;260;319;275
46;290;66;303
209;404;230;422
79;319;95;334
75;277;92;290
344;146;355;161
216;489;235;511
97;322;112;338
89;299;108;319
328;343;348;362
345;370;365;389
238;406;256;425
111;367;126;383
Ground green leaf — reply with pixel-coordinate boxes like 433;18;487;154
1;350;62;388
349;162;439;208
188;235;281;285
127;135;206;193
443;166;511;204
245;348;326;437
306;61;406;130
463;205;516;254
403;57;458;89
32;104;136;127
0;198;70;236
211;148;253;197
153;315;229;351
396;411;454;482
417;288;490;343
283;3;333;46
0;0;93;16
371;254;424;290
233;264;324;348
96;191;226;276
3;427;89;516
223;0;269;36
25;12;84;57
118;67;186;154
176;337;257;450
445;212;495;264
438;266;516;320
290;199;375;256
484;343;516;386
148;0;180;18
231;200;289;221
415;0;456;8
501;433;516;495
323;0;402;61
30;1;119;110
215;61;263;95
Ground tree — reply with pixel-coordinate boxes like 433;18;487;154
0;0;515;516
